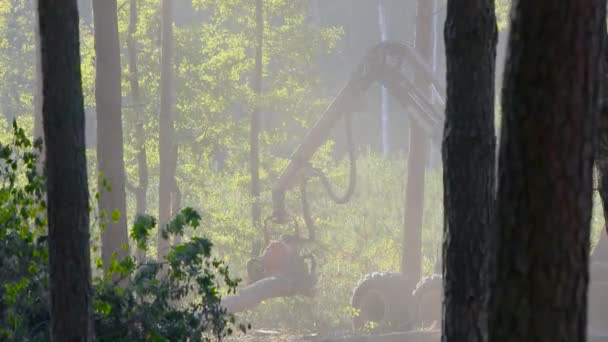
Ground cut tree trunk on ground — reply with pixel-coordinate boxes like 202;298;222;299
222;277;295;313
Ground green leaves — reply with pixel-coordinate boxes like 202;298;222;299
0;121;48;340
94;300;112;316
163;206;203;238
130;213;157;250
92;207;244;341
168;237;213;278
112;209;121;222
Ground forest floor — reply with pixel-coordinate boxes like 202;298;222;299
227;330;316;341
227;329;443;342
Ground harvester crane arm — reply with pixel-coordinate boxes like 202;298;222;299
271;41;445;223
221;42;446;314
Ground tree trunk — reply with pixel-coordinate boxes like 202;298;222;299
488;1;605;341
158;0;175;264
93;0;130;279
37;1;94;340
250;0;263;233
401;0;432;284
170;143;181;245
33;11;43;173
442;0;497;341
77;0;93;24
592;26;608;263
126;0;149;263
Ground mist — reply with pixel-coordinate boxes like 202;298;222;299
1;0;607;341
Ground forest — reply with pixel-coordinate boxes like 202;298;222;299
1;0;608;341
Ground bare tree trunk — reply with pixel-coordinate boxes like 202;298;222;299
401;0;432;285
126;0;149;263
170;143;181;245
250;0;263;234
37;1;94;339
33;11;43;173
93;0;130;281
158;0;175;264
488;1;605;340
442;0;497;340
77;0;93;24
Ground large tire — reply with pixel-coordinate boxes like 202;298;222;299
350;272;414;332
412;274;442;328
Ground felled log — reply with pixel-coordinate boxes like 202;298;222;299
221;276;294;313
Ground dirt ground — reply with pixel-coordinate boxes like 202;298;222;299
226;329;443;342
226;330;317;341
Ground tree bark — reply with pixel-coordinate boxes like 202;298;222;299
158;0;176;264
170;143;181;245
33;11;44;173
442;0;497;341
592;26;608;263
93;0;130;280
37;1;94;340
488;1;605;341
250;0;263;233
401;0;432;284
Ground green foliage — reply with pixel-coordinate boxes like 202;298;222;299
94;207;247;342
0;0;36;122
0;124;247;341
0;121;48;341
496;0;511;31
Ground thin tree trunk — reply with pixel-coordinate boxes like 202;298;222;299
170;143;181;245
93;0;130;281
77;0;93;24
401;0;432;285
33;10;43;172
442;0;497;340
126;0;149;263
488;1;605;340
37;1;94;339
158;0;175;264
171;175;182;245
250;0;263;233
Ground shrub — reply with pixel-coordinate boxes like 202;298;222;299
0;122;247;341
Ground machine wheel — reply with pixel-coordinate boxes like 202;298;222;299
350;272;413;332
412;274;442;328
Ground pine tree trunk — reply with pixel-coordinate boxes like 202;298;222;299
158;0;175;264
93;0;130;279
37;1;94;339
250;0;263;233
442;0;497;340
592;26;608;263
401;0;432;284
488;1;605;340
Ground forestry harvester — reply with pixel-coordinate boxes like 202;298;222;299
222;41;446;331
